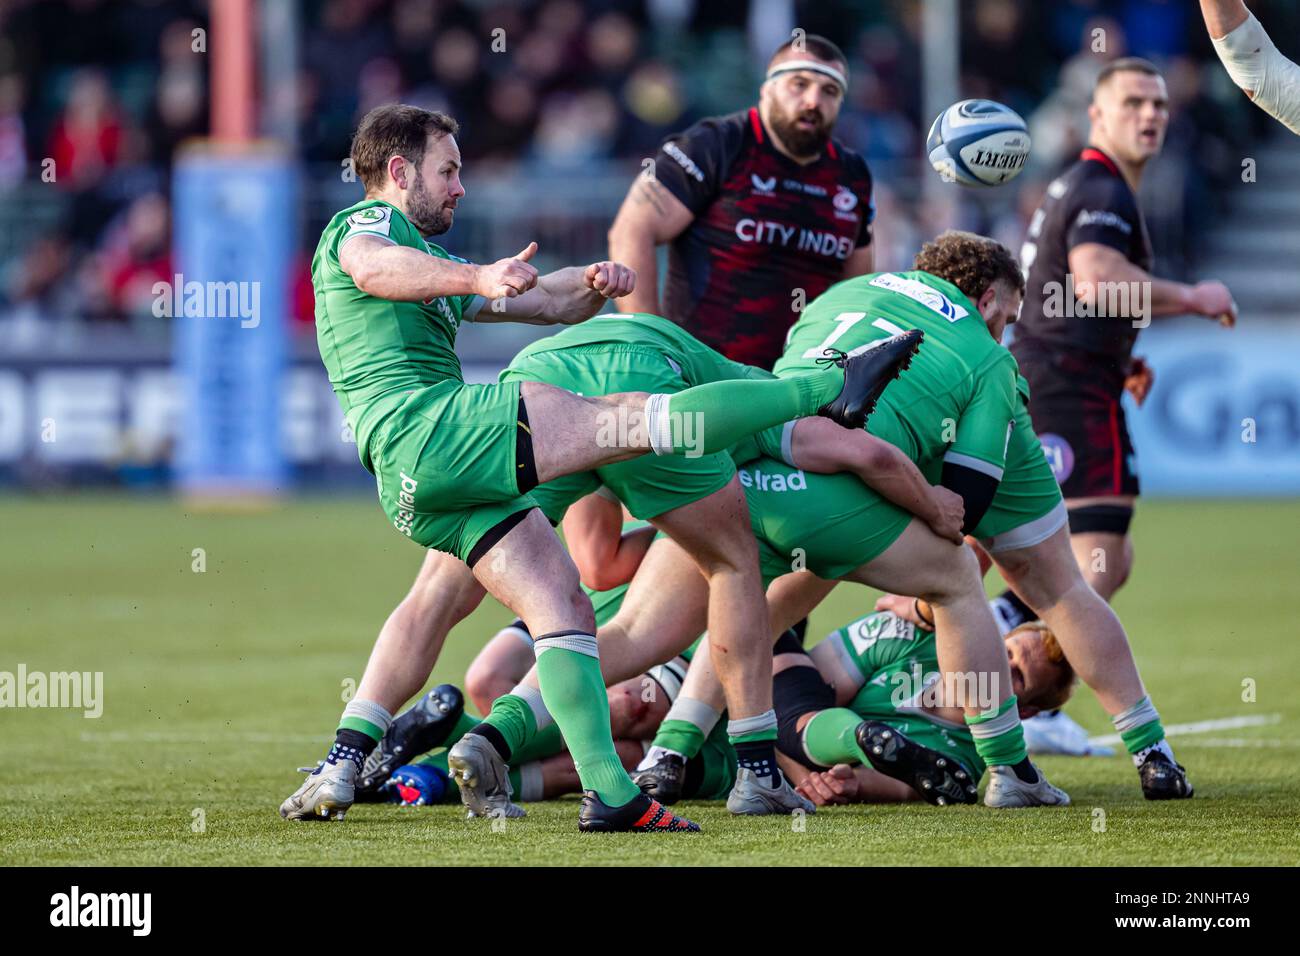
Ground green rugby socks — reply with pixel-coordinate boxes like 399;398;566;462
533;631;639;806
330;698;394;770
1112;695;1174;767
644;696;722;762
966;695;1029;769
645;370;844;456
802;708;867;767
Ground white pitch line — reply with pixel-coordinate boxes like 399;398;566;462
1175;737;1300;749
1088;713;1282;747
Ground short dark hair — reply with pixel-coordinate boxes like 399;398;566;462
350;104;459;191
913;230;1025;302
1095;56;1163;94
767;33;848;71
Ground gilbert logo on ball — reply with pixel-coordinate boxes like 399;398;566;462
927;99;1030;187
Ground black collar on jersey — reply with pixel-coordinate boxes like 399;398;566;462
749;106;839;161
1080;146;1120;177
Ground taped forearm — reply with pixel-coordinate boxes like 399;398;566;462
1212;10;1300;135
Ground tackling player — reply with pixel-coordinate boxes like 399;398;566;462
479;238;1073;811
641;232;1194;800
282;103;917;833
608;34;875;370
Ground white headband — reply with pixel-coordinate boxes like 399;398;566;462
766;59;848;93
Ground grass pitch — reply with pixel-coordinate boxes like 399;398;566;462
2;495;1298;866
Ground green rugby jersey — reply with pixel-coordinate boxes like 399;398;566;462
511;312;768;387
833;611;984;777
311;198;484;467
776;270;1019;481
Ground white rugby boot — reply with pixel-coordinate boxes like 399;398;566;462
280;759;356;821
1023;710;1114;756
446;733;525;819
726;767;816;815
983;763;1071;808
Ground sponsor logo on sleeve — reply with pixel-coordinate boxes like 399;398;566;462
662;141;705;182
346;205;392;237
1075;209;1132;235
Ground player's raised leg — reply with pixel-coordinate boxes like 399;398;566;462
517;330;922;479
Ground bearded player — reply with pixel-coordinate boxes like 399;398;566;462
609;33;875;370
281;103;917;833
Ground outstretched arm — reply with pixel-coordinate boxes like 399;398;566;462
1202;1;1300;135
786;417;966;544
477;260;637;326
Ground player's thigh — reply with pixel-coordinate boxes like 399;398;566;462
470;508;593;631
373;380;529;519
1069;528;1132;598
991;523;1087;612
403;547;487;623
605;535;710;660
846;517;979;603
644;473;759;576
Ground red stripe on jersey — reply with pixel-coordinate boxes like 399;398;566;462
749;107;764;143
827;139;838;160
1109;399;1122;494
1080;147;1120;177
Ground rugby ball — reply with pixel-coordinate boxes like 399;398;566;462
926;99;1030;187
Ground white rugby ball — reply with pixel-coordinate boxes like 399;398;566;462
926;99;1030;187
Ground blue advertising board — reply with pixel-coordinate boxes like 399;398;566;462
172;149;294;495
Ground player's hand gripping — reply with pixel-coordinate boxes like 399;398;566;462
796;764;861;806
927;485;966;545
1188;279;1238;328
475;242;540;299
584;260;637;298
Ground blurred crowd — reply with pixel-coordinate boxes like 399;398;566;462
0;0;1289;330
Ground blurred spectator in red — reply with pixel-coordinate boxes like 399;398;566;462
100;192;171;321
47;69;125;190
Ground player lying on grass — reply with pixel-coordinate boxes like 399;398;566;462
640;233;1192;801
286;102;919;833
776;612;1075;807
358;575;1074;810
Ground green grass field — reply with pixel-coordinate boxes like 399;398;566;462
2;495;1298;866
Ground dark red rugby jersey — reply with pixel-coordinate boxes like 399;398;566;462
652;107;875;370
1014;146;1154;387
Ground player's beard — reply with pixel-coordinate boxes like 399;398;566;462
406;169;454;236
768;101;832;157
